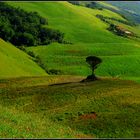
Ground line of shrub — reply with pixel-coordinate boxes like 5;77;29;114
96;14;136;26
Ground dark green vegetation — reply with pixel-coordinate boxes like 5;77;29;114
0;76;139;138
0;1;140;138
85;56;102;81
96;14;135;27
0;2;64;46
96;14;138;38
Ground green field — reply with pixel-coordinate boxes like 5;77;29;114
0;76;139;138
0;39;47;78
8;2;140;82
0;1;140;138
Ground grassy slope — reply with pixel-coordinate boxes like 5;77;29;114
9;2;126;43
0;39;47;78
8;2;140;81
0;76;139;138
0;2;140;138
101;1;140;24
98;1;120;11
106;1;140;16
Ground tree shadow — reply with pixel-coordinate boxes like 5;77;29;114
49;82;73;86
49;81;80;86
48;77;102;87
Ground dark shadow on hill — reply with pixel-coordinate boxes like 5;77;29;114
48;77;102;87
80;75;99;82
49;81;80;86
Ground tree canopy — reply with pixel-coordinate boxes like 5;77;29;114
0;3;64;46
86;56;102;80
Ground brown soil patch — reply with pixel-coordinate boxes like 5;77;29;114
75;133;95;138
0;83;7;88
79;112;97;120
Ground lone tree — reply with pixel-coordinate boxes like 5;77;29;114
86;56;102;81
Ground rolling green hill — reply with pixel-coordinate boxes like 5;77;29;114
8;1;127;43
0;2;140;138
8;2;140;82
0;38;47;78
106;1;140;24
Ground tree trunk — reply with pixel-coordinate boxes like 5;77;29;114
91;73;97;80
81;69;98;82
85;70;97;81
